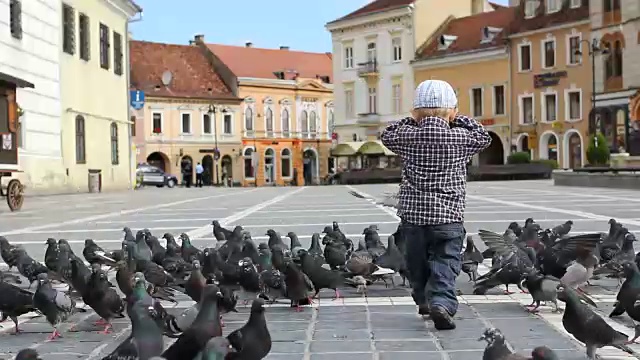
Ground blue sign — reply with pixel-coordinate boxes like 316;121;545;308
130;90;145;110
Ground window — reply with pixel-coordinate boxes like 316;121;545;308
567;90;582;121
367;42;376;63
130;116;136;137
493;85;505;116
613;40;623;76
524;0;537;17
519;44;531;71
181;113;191;134
75;115;85;164
392;84;402;114
520;95;534;124
570;0;581;8
223;114;232;134
281;108;290;137
309;111;317;138
300;111;308;137
9;0;22;39
392;37;402;61
345;89;354;118
62;4;75;54
604;0;620;11
542;39;555;68
265;108;274;137
113;31;123;75
99;23;110;69
78;13;90;60
152;113;162;133
471;88;483;117
243;147;255;179
543;93;557;122
546;0;560;12
368;86;377;113
328;110;334;134
344;46;353;68
281;148;292;178
110;122;118;165
568;35;581;65
202;114;212;134
244;107;254;134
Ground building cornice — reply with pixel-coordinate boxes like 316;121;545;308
508;19;590;38
411;48;508;70
142;95;243;104
237;77;334;91
101;0;141;18
325;6;413;32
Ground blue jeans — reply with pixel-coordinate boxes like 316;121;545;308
400;222;464;315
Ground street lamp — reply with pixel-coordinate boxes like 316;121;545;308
207;104;226;186
575;38;609;145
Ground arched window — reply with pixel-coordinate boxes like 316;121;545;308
604;42;613;78
328;110;334;134
110;122;119;165
243;147;254;179
281;148;292;177
614;40;623;76
265;108;273;137
245;107;254;133
282;108;290;137
300;110;308;138
309;111;317;139
75;115;86;164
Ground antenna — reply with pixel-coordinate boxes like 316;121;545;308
161;70;172;86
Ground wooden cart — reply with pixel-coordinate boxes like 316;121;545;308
0;71;34;211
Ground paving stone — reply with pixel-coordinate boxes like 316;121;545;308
433;319;485;339
268;321;310;331
374;340;438;352
489;318;557;338
472;303;531;317
313;329;371;341
311;353;374;360
368;305;415;313
264;354;304;360
270;341;306;353
310;340;372;352
439;337;487;351
550;349;591;359
378;351;442;360
316;313;366;322
319;306;366;314
372;329;431;340
370;320;426;331
508;335;579;351
446;350;484;360
271;330;308;342
315;321;368;330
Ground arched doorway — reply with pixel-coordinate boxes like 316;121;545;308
264;148;275;184
517;134;530;154
539;131;558;161
180;155;193;186
303;148;318;185
563;130;583;169
202;155;213;185
221;155;233;185
146;152;169;172
478;132;504;165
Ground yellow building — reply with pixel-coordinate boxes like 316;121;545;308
196;37;334;186
129;40;243;185
509;1;591;168
59;0;141;192
412;7;516;165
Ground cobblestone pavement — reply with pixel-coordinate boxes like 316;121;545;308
0;181;639;359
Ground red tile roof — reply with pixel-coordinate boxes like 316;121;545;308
417;7;517;58
328;0;415;24
129;40;238;100
205;43;333;81
509;0;589;35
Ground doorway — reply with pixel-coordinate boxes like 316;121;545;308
264;148;275;184
202;155;213;185
303;148;318;185
221;155;233;185
180;155;193;186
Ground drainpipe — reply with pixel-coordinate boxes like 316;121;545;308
126;11;143;189
507;44;513;160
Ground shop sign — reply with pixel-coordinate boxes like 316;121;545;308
533;71;567;88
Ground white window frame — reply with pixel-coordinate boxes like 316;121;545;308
263;98;274;138
345;89;354;118
391;37;402;62
180;111;192;134
565;88;583;122
540;90;558;123
541;37;556;69
469;87;484;118
242;146;255;180
367;86;377;113
566;32;582;65
518;42;532;72
202;112;213;135
280;148;293;179
546;0;560;13
222;112;234;135
518;93;535;125
243;101;255;137
492;84;506;116
151;111;163;134
366;42;377;63
524;0;537;18
280;101;292;138
343;45;353;69
570;0;581;8
392;83;402;114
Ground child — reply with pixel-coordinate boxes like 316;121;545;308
381;80;491;330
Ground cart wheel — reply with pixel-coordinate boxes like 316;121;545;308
7;179;24;212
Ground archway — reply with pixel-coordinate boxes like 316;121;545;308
303;148;318;185
478;131;504;165
516;133;530;154
180;155;193;186
563;130;583;169
146;152;169;172
202;155;213;185
221;155;233;185
539;131;558;161
264;148;275;184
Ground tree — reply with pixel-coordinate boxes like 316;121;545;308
586;132;610;166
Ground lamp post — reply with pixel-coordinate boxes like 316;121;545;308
208;104;226;186
575;38;609;146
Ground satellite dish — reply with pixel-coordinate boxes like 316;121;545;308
161;70;172;86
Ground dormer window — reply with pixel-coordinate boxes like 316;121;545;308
524;0;538;18
481;27;502;43
546;0;560;13
438;35;457;50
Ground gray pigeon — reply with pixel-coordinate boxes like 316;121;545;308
560;253;599;290
135;230;153;261
478;328;519;360
33;273;85;340
129;300;163;360
522;271;563;313
348;188;399;208
201;337;234;359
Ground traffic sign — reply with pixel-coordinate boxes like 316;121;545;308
213;148;220;160
130;90;145;110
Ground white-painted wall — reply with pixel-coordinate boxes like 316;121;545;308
0;0;65;190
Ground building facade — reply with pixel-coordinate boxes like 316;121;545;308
509;0;591;169
1;0;65;191
59;0;141;192
130;40;243;186
325;0;498;144
198;38;334;186
412;7;516;165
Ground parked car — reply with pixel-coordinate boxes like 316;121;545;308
136;164;178;188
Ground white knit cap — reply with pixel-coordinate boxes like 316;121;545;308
413;80;457;109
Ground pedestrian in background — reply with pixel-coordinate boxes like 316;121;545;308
183;161;193;188
381;79;491;330
195;162;204;187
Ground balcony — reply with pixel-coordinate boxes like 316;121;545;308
357;60;379;78
605;75;623;92
357;113;381;126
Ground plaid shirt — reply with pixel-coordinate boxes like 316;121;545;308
381;115;491;225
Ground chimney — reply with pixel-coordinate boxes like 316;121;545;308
194;34;204;43
279;45;289;50
245;42;253;48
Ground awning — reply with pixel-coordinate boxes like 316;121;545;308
331;141;363;156
0;72;34;88
359;140;395;156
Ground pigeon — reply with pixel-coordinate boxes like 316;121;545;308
323;237;348;270
33;273;85;340
15;349;42;360
185;260;206;302
237;257;262;304
298;249;343;300
283;261;314;311
226;298;271;359
44;238;60;272
560;248;599;290
84;264;126;333
287;232;305;258
83;239;118;267
212;220;235;241
0;236;21;270
373;234;407;286
201;337;235;359
531;346;559;360
307;233;324;263
347;188;399;208
130;300;164;360
344;275;370;294
0;277;37;333
180;233;202;264
521;271;563;313
266;229;288;251
134;230;153;262
478;328;519;360
461;236;484;282
15;249;50;285
609;261;640;343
